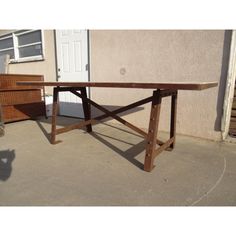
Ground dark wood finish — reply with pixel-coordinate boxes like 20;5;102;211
160;89;177;97
17;81;218;90
2;103;45;122
230;121;236;128
232;97;236;109
0;90;42;105
229;83;236;136
51;87;60;144
144;89;178;171
17;81;218;172
231;110;236;117
96;96;153;121
154;137;175;157
144;90;162;172
56;118;97;135
0;74;46;123
0;74;44;91
170;92;178;149
54;92;164;145
80;88;92;132
71;90;150;137
53;87;167;146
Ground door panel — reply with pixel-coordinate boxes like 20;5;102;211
56;30;88;118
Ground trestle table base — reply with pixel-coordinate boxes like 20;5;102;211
51;86;178;172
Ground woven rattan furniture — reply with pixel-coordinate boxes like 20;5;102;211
0;74;46;123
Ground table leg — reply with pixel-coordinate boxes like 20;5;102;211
170;92;178;149
51;87;59;144
144;90;162;172
42;86;48;119
80;87;92;132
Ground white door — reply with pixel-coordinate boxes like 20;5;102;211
56;30;89;118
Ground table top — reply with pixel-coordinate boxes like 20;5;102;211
17;81;218;90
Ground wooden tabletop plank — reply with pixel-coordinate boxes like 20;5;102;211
16;81;218;90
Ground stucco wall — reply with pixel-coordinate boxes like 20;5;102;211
0;30;56;94
0;29;230;140
89;30;230;141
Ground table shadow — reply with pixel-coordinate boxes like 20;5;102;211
36;119;146;170
0;149;15;181
89;131;146;170
36;103;144;143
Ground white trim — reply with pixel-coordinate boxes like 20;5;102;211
41;29;45;60
0;29;44;63
14;29;39;36
87;30;91;82
221;30;236;140
0;34;13;53
10;55;44;63
12;33;18;59
18;41;42;48
0;34;13;41
0;47;14;52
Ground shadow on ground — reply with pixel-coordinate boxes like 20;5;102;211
35;103;145;147
35;117;148;169
90;131;146;169
1;117;236;206
0;149;15;181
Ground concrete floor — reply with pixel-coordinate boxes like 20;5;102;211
0;116;236;206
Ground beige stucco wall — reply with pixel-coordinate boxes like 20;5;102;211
0;30;56;94
0;29;230;140
89;30;230;141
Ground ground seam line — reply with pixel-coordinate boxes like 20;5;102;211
190;155;227;206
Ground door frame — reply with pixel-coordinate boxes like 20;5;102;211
53;29;91;117
87;30;91;98
221;30;236;140
54;29;90;82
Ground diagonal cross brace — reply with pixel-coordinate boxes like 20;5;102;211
71;90;150;138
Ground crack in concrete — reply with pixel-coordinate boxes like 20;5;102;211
190;155;227;206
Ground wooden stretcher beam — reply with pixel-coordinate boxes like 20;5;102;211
50;86;179;171
15;80;218;172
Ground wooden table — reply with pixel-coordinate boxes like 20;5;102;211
17;81;218;172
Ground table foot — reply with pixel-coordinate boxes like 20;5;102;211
51;140;62;145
